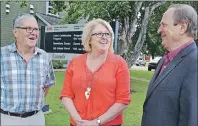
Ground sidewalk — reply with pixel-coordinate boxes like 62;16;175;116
131;77;150;82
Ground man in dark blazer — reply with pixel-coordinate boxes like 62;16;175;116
141;4;197;126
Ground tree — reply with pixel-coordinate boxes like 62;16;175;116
5;1;27;7
52;1;166;67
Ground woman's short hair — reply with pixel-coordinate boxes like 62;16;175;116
82;19;114;53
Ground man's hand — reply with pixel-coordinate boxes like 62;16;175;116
45;87;50;96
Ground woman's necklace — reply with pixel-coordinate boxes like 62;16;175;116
85;82;91;99
84;53;107;99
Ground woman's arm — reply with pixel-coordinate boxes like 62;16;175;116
60;60;83;125
62;97;82;124
98;103;128;125
98;57;131;125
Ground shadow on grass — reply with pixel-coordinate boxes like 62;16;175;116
130;89;137;94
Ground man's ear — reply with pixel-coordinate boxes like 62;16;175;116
13;28;18;37
180;21;188;35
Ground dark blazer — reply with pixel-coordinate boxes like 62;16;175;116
141;42;197;126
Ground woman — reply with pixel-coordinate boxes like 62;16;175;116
59;19;131;126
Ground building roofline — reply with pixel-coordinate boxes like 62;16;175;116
35;13;51;26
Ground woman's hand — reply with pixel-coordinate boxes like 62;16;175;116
78;120;99;126
76;120;84;126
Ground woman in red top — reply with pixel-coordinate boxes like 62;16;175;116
59;19;131;126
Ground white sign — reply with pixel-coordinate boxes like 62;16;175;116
45;24;84;32
48;53;81;60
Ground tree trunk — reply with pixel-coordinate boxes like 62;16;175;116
125;1;165;68
127;7;150;67
118;1;142;57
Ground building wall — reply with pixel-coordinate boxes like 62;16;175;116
1;1;47;46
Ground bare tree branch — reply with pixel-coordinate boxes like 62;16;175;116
118;1;142;56
150;1;166;15
127;7;150;67
128;1;143;42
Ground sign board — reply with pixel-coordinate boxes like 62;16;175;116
41;24;85;56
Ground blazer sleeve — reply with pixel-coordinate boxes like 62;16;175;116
59;60;75;100
115;57;131;105
179;66;197;126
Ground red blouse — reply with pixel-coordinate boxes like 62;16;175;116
60;52;131;126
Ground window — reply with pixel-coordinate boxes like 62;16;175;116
49;1;53;6
46;1;59;17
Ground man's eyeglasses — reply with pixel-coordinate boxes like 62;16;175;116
91;32;112;38
15;27;39;33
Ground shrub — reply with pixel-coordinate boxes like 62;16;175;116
52;60;64;69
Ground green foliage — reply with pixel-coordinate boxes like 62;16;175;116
52;1;67;14
53;1;135;24
60;60;67;64
5;1;28;8
19;1;27;8
52;60;64;69
4;0;9;4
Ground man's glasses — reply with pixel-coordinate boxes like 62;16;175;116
16;27;39;33
91;32;112;38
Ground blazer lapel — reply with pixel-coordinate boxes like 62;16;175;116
146;58;164;97
144;42;197;103
148;57;182;97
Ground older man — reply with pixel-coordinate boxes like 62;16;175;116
142;4;197;126
0;13;55;126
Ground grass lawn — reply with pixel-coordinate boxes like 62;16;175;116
45;70;153;126
130;70;154;80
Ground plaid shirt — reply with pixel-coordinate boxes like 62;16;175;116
1;43;55;112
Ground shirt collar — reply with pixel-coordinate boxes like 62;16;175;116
165;40;194;61
9;43;17;52
9;42;42;55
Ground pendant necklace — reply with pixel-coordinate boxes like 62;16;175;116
85;82;91;99
85;65;93;100
84;53;106;99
